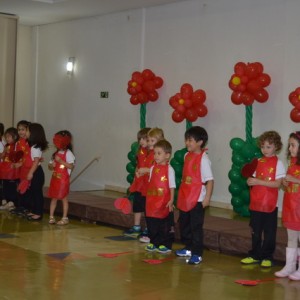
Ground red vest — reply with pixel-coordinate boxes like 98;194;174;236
19;144;33;180
146;164;170;219
177;151;204;212
249;156;278;213
129;147;148;193
282;158;300;230
0;143;19;180
140;150;155;196
48;151;70;200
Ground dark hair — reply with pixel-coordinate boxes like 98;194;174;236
288;132;300;165
28;123;48;151
4;127;18;143
185;126;208;148
258;130;282;152
137;127;151;142
17;120;30;129
0;123;4;136
154;139;172;155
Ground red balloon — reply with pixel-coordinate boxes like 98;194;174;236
172;110;185;123
242;92;255;106
247;80;261;93
184;98;193;108
185;108;198;122
257;73;271;87
127;87;138;95
169;96;178;109
289;92;299;106
231;91;243;105
142;80;155;93
137;92;148;104
154;77;163;89
228;79;239;91
195;105;208;117
237;84;246;92
176;104;186;114
241;76;249;84
295;87;300;95
130;95;139;105
254;62;264;74
174;93;182;101
291;108;300;123
234;62;247;76
180;83;193;97
142;69;155;80
192;89;206;104
132;72;144;84
245;63;259;79
148;90;159;102
254;89;269;103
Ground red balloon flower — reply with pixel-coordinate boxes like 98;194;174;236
127;69;164;105
169;83;207;123
229;62;271;106
289;87;300;122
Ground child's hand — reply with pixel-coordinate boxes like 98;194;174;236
166;200;174;212
27;172;33;181
202;198;210;208
55;155;63;164
247;177;258;186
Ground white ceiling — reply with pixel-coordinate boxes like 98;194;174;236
0;0;187;26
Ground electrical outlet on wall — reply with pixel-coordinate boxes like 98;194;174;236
100;91;109;98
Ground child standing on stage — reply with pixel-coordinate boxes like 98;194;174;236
175;126;214;265
136;127;165;243
275;132;300;280
48;130;75;225
0;123;5;203
0;127;19;211
124;127;151;237
21;123;48;221
241;131;285;267
145;139;175;253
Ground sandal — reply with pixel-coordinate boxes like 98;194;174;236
49;216;56;224
57;217;69;225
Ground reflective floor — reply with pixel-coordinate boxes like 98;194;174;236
0;210;298;300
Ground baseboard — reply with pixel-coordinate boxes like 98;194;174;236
105;185;128;193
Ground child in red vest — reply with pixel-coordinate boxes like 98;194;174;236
124;128;151;237
0;127;19;211
48;130;75;225
175;126;214;264
275;131;300;280
241;131;285;267
145;139;175;253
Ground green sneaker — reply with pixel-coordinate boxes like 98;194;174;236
240;257;260;264
260;259;273;268
145;243;157;252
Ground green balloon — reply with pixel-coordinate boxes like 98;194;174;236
240;205;250;217
175;177;182;188
233;205;243;214
126;174;134;184
174;148;187;164
171;159;183;177
128;193;135;201
126;162;136;174
230;138;245;151
228;169;242;183
240;189;250;205
131;141;139;153
127;150;136;163
241;143;256;160
232;153;246;166
228;183;242;196
231;197;243;208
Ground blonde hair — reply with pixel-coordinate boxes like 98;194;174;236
148;127;164;141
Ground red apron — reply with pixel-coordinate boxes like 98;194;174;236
129;147;148;193
48;151;70;199
140;150;155;196
0;143;19;180
19;145;33;180
282;158;300;230
146;164;170;219
249;156;278;213
177;151;204;212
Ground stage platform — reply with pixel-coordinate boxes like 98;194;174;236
43;189;287;262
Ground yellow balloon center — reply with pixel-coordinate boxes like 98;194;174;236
131;82;137;87
232;76;241;86
179;99;185;105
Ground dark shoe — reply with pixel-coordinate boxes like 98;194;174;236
27;215;43;221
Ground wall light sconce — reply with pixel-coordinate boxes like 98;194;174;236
66;57;75;75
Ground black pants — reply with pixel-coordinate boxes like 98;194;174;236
20;166;45;215
147;215;173;249
248;208;278;260
2;179;19;205
179;202;205;256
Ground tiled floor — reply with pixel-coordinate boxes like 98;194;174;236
0;209;297;300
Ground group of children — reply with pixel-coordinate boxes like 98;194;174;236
126;127;300;276
0;121;75;225
125;126;214;265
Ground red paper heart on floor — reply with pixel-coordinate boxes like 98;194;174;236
114;198;132;215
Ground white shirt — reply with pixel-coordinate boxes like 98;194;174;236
49;149;75;175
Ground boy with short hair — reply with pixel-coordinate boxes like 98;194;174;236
175;126;214;265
